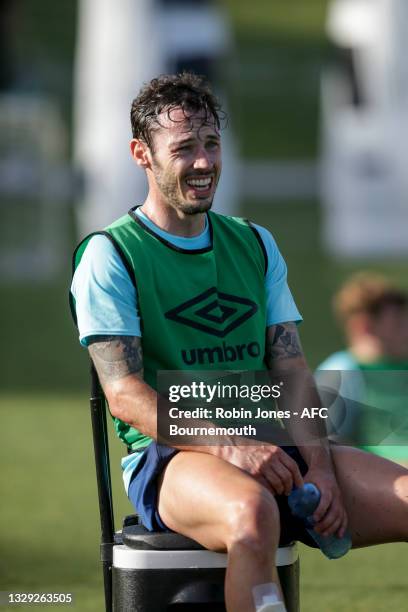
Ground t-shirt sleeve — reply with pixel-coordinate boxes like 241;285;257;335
252;223;303;326
70;234;141;346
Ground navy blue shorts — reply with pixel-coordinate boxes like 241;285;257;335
128;442;318;548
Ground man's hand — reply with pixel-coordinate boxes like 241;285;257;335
264;322;349;537
218;444;304;496
305;465;348;538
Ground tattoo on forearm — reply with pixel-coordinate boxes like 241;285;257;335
88;335;143;384
265;323;302;364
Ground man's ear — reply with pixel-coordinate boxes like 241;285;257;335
130;139;151;168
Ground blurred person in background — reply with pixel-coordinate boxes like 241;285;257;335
318;273;408;466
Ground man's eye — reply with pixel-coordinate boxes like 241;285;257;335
206;141;219;150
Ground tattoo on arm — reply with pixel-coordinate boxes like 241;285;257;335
88;335;143;385
265;322;303;366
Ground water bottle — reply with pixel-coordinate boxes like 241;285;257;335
288;483;352;559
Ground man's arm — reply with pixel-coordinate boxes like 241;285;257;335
88;334;305;496
265;322;348;537
265;323;331;465
265;323;304;363
88;335;158;439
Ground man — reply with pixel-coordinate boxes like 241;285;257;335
71;74;408;612
318;273;408;465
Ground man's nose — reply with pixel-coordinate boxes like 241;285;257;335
193;147;212;170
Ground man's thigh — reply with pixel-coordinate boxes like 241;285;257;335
331;445;408;546
157;450;278;551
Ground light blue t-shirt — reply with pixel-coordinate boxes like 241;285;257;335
71;208;302;491
316;350;363;444
318;350;359;371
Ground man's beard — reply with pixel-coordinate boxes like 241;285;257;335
152;162;215;215
177;200;213;215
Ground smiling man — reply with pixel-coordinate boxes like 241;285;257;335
70;73;408;612
134;105;221;218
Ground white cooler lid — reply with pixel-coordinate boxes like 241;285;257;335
113;542;298;570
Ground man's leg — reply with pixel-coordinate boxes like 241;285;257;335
331;445;408;546
157;450;283;612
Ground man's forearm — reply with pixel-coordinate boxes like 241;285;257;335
108;374;264;458
265;323;333;469
88;332;332;467
104;373;158;439
88;335;238;455
88;335;157;438
276;366;332;468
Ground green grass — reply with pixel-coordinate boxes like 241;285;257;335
0;394;132;612
1;394;407;612
224;0;328;41
0;279;88;392
222;0;330;158
300;542;408;611
227;43;327;158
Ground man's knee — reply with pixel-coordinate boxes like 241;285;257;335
224;488;280;553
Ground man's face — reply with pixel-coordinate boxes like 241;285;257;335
147;107;222;215
373;305;408;360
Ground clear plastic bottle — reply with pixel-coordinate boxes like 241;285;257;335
288;483;352;559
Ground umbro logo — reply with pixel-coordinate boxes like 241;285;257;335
165;287;258;338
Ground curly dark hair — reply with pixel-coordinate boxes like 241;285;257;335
130;72;225;150
333;272;408;323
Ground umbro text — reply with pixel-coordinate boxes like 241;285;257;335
181;341;261;365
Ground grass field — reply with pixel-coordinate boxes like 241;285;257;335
224;0;330;158
1;394;407;612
